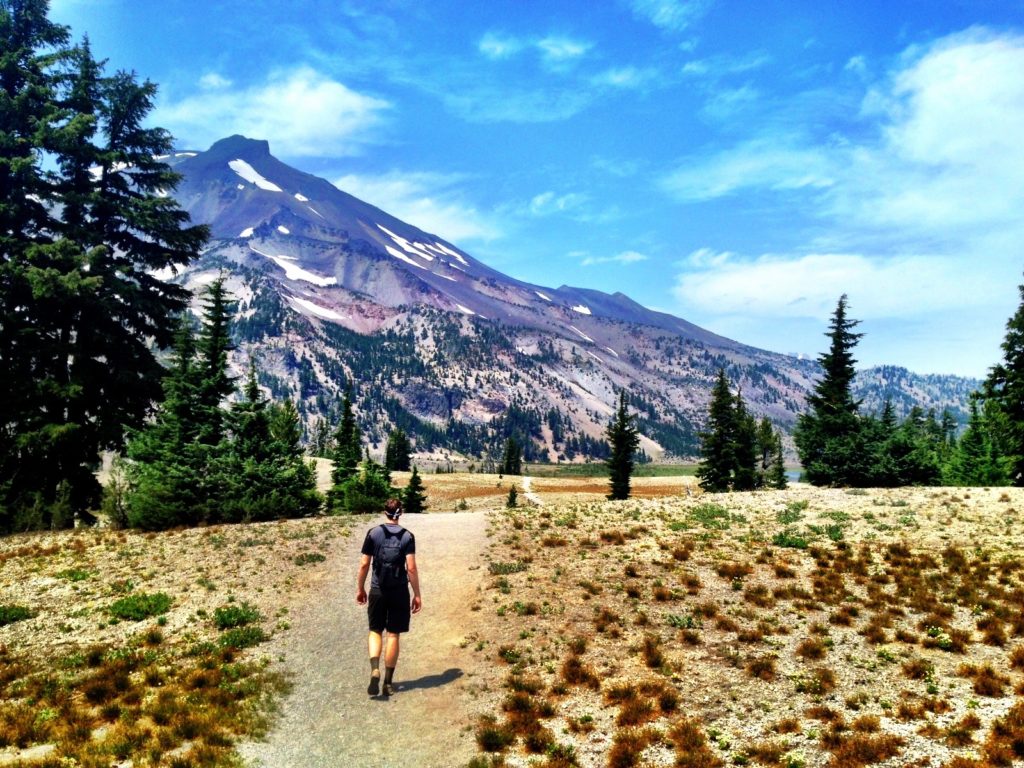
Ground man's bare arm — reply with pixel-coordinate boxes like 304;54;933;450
356;554;371;605
407;553;422;613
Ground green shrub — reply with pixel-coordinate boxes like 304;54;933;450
218;626;268;649
213;603;261;630
772;529;809;549
57;568;92;582
0;605;34;626
294;552;326;566
489;561;528;575
109;592;172;621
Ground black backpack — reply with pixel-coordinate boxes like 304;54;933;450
374;525;407;590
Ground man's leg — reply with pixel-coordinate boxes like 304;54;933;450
368;630;382;694
383;633;400;695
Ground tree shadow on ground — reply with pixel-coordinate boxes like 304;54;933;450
397;668;464;692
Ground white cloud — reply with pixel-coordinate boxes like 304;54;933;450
478;32;525;60
673;252;996;320
662;137;835;200
592;66;660;89
477;32;592;69
154;67;390;157
536;36;593;64
334;171;502;243
629;0;713;32
581;250;649;266
198;72;232;90
528;191;588;216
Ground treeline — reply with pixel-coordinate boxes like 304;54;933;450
795;293;1023;488
1;3;207;532
696;370;787;492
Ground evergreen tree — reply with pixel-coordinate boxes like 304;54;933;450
335;458;392;515
501;436;522;476
220;372;321;522
194;277;235;444
794;295;872;486
767;431;788;490
401;466;427;514
697;370;736;493
0;3;206;531
327;391;361;511
124;320;208;530
309;416;332;458
606;390;640;500
945;399;1008;486
755;417;775;487
384;428;412;472
731;392;759;491
980;277;1024;485
506;485;518;508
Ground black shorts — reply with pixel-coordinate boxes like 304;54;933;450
367;588;411;634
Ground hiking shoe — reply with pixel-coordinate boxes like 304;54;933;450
382;682;394;697
367;676;380;696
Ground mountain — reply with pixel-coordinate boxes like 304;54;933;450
161;136;975;462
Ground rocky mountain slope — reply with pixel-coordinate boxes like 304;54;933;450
161;136;976;463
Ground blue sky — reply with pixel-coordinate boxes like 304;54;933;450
51;0;1024;377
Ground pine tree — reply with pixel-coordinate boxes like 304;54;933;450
385;428;411;472
697;370;736;493
794;295;872;486
755;417;775;487
220;372;321;522
731;392;759;491
768;431;788;489
194;277;235;445
0;4;206;530
506;485;518;508
327;391;361;511
606;390;640;500
401;466;427;514
981;277;1024;485
945;398;1008;486
501;437;522;476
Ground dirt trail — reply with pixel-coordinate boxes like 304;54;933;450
521;475;543;506
238;510;488;768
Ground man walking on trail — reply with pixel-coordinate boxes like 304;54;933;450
357;498;422;696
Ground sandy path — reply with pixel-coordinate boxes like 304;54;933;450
238;510;488;768
521;475;544;506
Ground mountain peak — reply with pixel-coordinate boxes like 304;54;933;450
205;135;271;160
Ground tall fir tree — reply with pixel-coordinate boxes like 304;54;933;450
606;390;640;501
731;392;759;491
327;391;362;512
401;466;427;514
501;436;522;476
980;277;1024;485
219;372;321;522
0;2;206;531
945;398;1008;486
384;428;412;472
767;430;788;490
697;370;736;493
794;295;872;486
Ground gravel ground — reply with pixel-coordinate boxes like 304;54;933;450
238;510;488;768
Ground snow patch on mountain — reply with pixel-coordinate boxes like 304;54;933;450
377;225;435;261
456;304;476;315
239;227;254;238
228;159;282;192
289;296;344;321
569;325;593;343
587;351;604;364
249;244;336;286
572;304;592;315
236;184;245;190
434;242;468;266
277;225;290;234
605;346;619;358
294;193;309;202
385;245;427;270
307;207;324;219
536;291;552;302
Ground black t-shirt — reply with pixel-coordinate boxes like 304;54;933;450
361;524;415;591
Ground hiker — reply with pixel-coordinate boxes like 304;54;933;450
356;498;421;696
